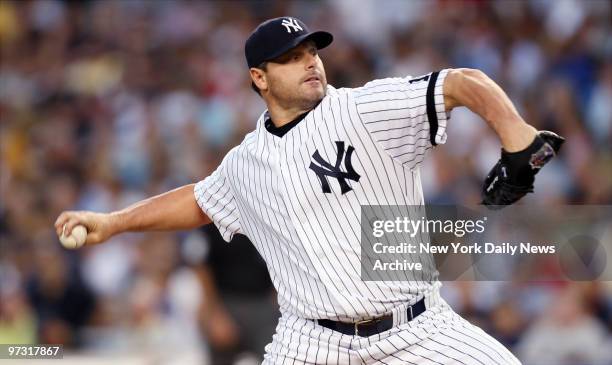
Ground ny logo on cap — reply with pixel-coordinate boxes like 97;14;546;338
281;18;303;33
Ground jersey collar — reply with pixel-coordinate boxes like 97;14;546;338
264;101;321;138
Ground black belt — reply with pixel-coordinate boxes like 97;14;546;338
316;297;426;337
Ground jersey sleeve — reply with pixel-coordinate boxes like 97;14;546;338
354;69;450;169
194;152;242;243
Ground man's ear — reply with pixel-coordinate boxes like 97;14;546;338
250;68;268;92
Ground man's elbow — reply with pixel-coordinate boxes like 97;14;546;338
444;68;489;111
456;67;487;78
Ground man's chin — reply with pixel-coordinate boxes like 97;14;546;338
303;96;324;109
303;87;325;103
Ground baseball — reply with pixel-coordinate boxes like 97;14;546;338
60;224;88;249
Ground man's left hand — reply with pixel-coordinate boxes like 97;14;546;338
482;130;565;209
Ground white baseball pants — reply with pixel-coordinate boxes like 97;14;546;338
262;292;520;364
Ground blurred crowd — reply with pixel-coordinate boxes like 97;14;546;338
1;0;611;364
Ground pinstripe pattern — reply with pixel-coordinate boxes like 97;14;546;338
195;69;520;363
262;295;520;364
354;70;449;168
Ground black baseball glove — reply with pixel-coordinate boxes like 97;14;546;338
482;130;565;209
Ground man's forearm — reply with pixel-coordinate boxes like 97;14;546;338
444;68;537;152
110;184;211;234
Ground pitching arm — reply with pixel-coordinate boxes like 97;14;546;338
54;184;211;245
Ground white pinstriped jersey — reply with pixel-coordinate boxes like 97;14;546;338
195;69;450;322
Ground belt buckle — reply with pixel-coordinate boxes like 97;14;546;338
354;318;376;336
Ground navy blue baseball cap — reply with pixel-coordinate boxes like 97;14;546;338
245;17;333;68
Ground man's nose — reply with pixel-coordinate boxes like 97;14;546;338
304;52;316;69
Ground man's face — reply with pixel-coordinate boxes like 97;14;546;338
255;41;327;110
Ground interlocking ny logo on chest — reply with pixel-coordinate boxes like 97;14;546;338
309;141;361;194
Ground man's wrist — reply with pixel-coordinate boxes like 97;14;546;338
500;123;538;153
107;212;126;236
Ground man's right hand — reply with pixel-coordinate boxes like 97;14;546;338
53;184;211;247
54;211;118;246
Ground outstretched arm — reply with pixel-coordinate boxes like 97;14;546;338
443;68;564;207
54;184;210;245
443;68;538;152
